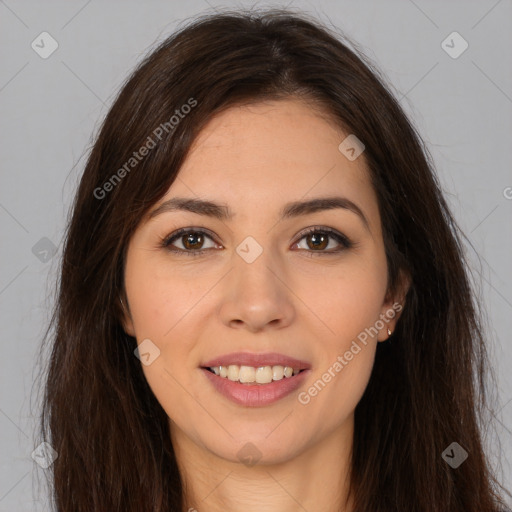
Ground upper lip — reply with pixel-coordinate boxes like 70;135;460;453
201;352;311;370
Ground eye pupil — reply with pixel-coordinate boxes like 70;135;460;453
183;232;203;250
307;232;328;250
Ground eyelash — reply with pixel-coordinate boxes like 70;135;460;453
160;226;354;257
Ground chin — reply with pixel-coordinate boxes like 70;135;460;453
202;431;307;467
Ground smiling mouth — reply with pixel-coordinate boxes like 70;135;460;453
202;365;306;385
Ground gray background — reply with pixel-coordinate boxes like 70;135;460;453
1;0;511;509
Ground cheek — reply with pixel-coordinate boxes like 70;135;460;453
296;315;378;434
296;257;386;413
124;254;202;428
310;257;388;342
124;246;216;364
124;250;198;339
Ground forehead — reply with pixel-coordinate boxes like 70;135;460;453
161;99;380;228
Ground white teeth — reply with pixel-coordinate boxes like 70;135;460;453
208;364;302;384
255;366;273;383
239;366;256;383
272;365;284;381
227;364;240;381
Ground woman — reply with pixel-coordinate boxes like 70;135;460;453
37;8;511;512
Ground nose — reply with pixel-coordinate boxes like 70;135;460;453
218;247;296;333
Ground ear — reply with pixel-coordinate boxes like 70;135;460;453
119;295;136;337
377;269;411;342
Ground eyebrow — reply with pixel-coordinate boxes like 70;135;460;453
149;196;370;231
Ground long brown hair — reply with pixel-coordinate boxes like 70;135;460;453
35;8;511;511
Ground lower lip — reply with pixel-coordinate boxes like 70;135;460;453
201;368;311;407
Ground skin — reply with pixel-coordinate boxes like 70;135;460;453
122;98;408;512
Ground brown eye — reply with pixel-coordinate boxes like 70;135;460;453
162;228;217;255
162;226;353;257
305;231;329;250
294;227;352;254
181;232;205;250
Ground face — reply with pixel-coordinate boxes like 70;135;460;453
122;98;404;465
